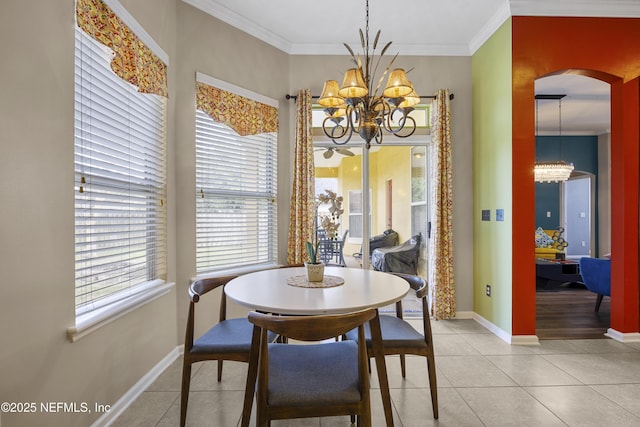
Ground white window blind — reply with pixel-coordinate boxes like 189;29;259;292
74;26;167;317
195;110;277;272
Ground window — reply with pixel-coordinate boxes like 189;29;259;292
195;75;278;273
411;146;428;241
74;4;167;318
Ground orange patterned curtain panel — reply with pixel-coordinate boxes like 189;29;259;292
428;89;456;320
76;0;168;97
196;82;278;137
287;89;315;265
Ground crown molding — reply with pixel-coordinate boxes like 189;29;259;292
182;0;293;53
510;0;640;18
469;0;512;54
289;42;472;57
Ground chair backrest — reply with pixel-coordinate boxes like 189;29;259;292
579;257;611;296
248;309;376;342
185;275;238;350
248;309;375;424
389;272;431;334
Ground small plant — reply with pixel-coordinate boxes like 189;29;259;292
306;241;320;264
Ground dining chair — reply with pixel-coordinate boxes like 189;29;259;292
246;309;376;427
180;275;276;427
344;272;439;419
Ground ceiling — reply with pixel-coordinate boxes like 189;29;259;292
183;0;640;155
183;0;640;56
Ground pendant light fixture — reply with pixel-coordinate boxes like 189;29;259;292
317;0;418;149
534;94;574;183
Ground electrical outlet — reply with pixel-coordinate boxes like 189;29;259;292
485;284;491;297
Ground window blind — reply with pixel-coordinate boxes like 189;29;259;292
74;26;167;316
195;110;277;272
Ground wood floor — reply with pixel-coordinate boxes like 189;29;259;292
536;285;610;340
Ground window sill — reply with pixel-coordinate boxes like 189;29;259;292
67;281;175;342
196;262;280;280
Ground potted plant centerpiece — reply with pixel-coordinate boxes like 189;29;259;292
303;189;344;282
305;241;325;282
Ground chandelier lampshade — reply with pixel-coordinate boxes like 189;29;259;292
318;80;345;108
339;69;369;100
382;68;413;98
318;0;419;148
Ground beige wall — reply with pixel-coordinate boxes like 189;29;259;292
289;55;475;313
0;1;178;426
174;3;291;329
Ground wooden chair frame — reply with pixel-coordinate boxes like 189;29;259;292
246;309;376;427
180;275;255;427
346;272;438;419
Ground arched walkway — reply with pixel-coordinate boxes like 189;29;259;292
512;16;640;340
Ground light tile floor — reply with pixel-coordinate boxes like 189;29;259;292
112;319;640;426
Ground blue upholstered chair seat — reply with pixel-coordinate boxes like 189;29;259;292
267;341;361;407
345;314;427;349
192;318;275;354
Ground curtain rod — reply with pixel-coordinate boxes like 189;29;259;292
285;93;454;101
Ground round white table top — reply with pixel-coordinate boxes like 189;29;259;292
225;266;410;315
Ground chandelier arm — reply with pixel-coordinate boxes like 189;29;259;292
373;128;383;147
382;107;411;133
332;128;356;145
349;102;365;134
321;116;350;142
390;115;417;138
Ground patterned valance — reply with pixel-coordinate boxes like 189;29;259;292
76;0;168;97
196;82;278;136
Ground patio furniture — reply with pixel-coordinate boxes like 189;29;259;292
353;229;399;260
318;229;349;266
371;234;422;275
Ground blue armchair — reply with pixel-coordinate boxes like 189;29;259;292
578;257;611;312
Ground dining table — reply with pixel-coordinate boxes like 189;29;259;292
226;265;410;427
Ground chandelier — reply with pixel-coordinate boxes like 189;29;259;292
317;0;418;149
534;160;574;183
534;95;574;183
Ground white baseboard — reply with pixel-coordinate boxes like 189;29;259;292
92;346;181;427
606;328;640;342
454;310;475;319
510;334;541;346
472;313;540;345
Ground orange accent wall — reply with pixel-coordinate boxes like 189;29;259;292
512;16;640;335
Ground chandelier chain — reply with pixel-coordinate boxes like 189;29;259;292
365;0;369;52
